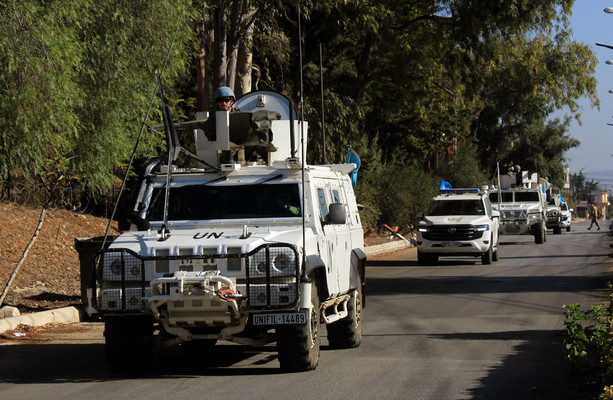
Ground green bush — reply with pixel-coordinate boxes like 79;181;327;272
563;303;610;372
357;161;438;232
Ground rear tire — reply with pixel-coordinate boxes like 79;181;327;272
553;226;562;234
277;280;320;371
327;274;363;349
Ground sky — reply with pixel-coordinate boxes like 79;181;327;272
564;1;613;188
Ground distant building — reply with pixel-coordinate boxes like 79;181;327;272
576;190;609;218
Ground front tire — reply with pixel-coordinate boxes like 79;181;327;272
534;222;545;244
182;339;217;354
481;243;493;265
492;248;499;262
277;279;321;371
104;316;153;373
417;250;438;266
327;274;363;349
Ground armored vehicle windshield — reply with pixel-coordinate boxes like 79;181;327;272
145;183;302;221
489;191;540;203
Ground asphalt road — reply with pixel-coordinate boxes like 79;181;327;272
0;220;611;400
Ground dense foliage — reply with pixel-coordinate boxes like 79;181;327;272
0;0;195;205
0;0;598;230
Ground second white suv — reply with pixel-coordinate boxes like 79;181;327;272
560;202;573;232
416;189;500;265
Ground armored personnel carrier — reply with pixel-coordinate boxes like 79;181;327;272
86;91;366;372
488;171;547;244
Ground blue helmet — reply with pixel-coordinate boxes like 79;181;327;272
214;86;235;101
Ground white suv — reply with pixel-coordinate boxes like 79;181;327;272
560;202;572;232
416;189;500;265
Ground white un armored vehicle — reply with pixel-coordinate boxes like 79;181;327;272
416;188;500;265
488;171;547;244
86;90;366;372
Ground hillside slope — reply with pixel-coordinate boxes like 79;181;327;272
0;203;119;312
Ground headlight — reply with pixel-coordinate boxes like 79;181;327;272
256;261;267;274
109;259;122;275
474;224;490;231
129;265;141;277
418;226;430;233
273;253;294;273
528;212;542;222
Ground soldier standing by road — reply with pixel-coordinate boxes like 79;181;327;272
588;203;601;230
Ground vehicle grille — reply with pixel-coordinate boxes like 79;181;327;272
94;244;300;314
94;249;148;313
502;210;526;219
422;225;484;241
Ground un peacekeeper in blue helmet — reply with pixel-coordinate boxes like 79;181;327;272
203;86;239;142
214;86;237;111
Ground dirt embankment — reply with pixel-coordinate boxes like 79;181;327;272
0;203;119;312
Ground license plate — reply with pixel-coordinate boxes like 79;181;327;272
252;312;306;326
442;241;460;247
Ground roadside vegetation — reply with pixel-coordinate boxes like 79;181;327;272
564;299;611;398
564;280;613;398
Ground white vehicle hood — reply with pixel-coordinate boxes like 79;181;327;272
108;225;307;256
420;215;492;225
496;202;542;213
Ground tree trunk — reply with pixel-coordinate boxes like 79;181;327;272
196;21;210;112
235;10;254;98
0;206;47;307
226;0;244;91
214;0;228;88
355;44;373;106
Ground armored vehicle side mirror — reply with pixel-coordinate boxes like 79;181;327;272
415;211;425;219
327;203;346;225
127;211;151;231
491;210;500;218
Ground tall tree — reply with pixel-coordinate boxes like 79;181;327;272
198;0;284;108
0;0;195;205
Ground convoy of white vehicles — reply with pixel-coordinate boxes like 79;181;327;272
84;91;366;372
77;84;572;373
415;169;572;265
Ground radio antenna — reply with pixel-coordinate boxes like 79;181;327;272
298;3;307;279
320;43;328;164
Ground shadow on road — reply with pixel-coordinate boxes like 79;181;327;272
0;339;349;382
365;274;612;296
0;342;288;382
437;329;580;400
